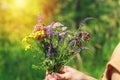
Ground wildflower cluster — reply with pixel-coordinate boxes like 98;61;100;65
22;16;90;74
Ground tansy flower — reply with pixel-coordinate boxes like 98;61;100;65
25;44;32;51
28;33;34;38
40;30;45;35
32;30;45;39
37;30;45;35
22;36;29;42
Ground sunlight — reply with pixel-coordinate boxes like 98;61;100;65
14;0;25;8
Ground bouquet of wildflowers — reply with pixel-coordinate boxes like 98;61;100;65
22;16;90;74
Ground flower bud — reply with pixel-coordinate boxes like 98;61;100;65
79;31;90;41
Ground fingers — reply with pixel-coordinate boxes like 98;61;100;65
45;72;69;80
53;72;70;80
45;66;70;80
46;71;48;76
45;74;56;80
46;71;56;80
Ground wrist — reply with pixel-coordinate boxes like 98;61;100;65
77;72;97;80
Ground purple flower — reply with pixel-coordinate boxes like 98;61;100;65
69;39;77;47
32;24;46;33
75;47;89;54
38;15;42;23
46;45;58;57
69;37;82;47
46;22;55;36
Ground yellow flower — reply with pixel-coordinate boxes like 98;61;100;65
28;33;34;38
32;30;45;39
25;44;32;51
40;30;45;35
33;32;38;38
37;30;45;35
22;36;28;42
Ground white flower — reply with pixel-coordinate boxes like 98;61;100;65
62;27;67;31
53;22;64;28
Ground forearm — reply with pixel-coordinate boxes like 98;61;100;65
78;72;97;80
83;75;97;80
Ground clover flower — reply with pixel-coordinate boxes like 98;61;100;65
79;31;90;41
33;24;46;33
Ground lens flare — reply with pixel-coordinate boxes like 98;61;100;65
15;0;25;8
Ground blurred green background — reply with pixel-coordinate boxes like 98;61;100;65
0;0;120;80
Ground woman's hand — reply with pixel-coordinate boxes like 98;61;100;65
45;71;57;80
45;66;96;80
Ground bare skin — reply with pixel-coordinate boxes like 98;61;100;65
45;66;97;80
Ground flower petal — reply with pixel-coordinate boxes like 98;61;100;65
46;23;54;35
61;27;67;31
52;22;64;28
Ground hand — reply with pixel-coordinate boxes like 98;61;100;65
45;66;96;80
45;71;56;80
54;66;85;80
